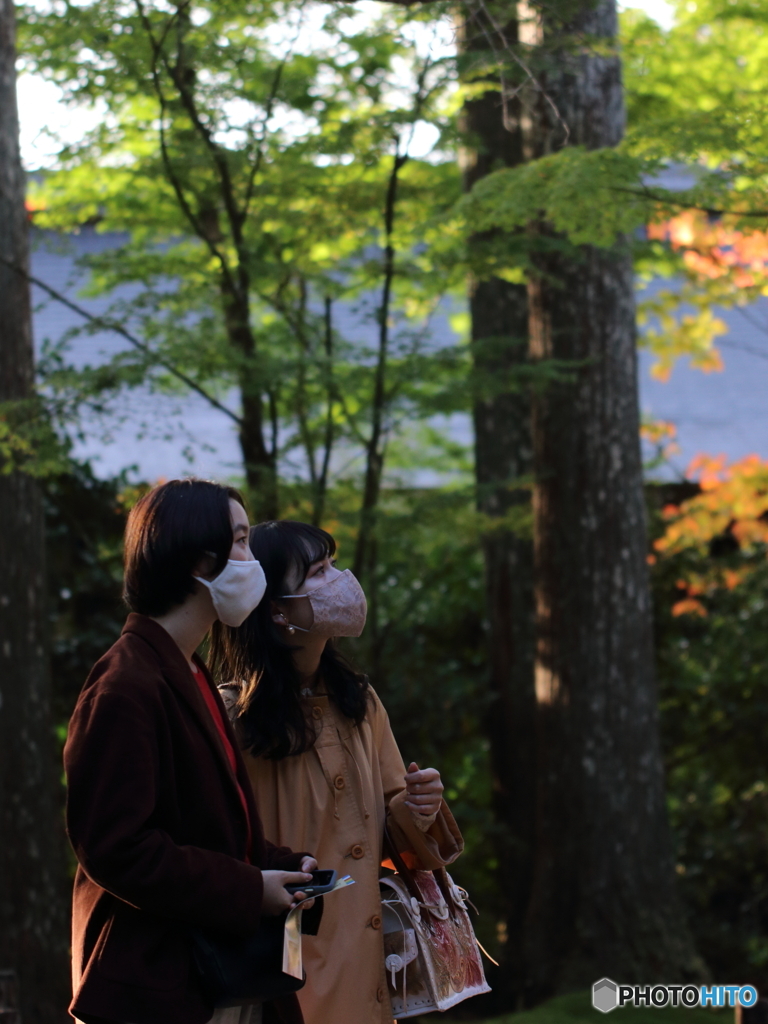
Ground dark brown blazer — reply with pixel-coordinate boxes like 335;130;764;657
65;614;306;1024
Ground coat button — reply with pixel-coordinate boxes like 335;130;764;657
351;844;364;859
370;914;382;929
334;775;345;790
377;986;385;1002
312;706;323;719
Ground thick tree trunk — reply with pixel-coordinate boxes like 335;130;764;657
522;0;702;993
0;1;70;1019
461;8;536;1002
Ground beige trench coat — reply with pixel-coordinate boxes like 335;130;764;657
221;685;463;1024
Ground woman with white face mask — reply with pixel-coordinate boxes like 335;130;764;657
64;482;317;1024
210;521;464;1024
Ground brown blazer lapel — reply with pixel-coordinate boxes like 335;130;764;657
187;661;266;856
121;615;244;807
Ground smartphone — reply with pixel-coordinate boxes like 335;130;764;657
284;869;338;896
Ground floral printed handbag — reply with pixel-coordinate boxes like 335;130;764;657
379;831;493;1018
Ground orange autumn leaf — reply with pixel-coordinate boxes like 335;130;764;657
672;598;708;617
723;568;749;590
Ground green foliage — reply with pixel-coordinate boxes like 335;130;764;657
44;460;130;724
620;0;768;376
454;0;768;379
461;147;658;250
19;0;467;517
649;491;768;988
638;284;727;380
621;0;768;232
0;397;72;477
623;0;768;183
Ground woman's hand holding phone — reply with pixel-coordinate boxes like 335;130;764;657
261;869;315;914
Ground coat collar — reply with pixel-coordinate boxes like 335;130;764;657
120;614;253;821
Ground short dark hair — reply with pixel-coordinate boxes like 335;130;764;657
123;478;245;617
209;520;369;759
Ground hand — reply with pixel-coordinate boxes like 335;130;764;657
300;856;318;873
404;762;443;817
261;870;314;915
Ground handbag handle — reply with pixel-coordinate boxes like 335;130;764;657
382;822;460;916
383;823;424;904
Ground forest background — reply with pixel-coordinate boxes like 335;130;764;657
4;0;768;1019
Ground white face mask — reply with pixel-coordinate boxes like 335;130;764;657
280;569;367;638
198;558;267;627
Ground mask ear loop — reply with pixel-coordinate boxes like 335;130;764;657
277;594;312;634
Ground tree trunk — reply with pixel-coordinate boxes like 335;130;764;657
239;384;278;520
471;276;535;1000
0;1;70;1019
221;283;278;520
353;149;406;597
521;0;702;993
461;7;536;1003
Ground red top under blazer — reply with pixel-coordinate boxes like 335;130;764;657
64;613;306;1024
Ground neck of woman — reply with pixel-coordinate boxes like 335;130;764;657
151;587;217;672
291;636;327;689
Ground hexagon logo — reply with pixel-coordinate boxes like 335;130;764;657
593;978;619;1013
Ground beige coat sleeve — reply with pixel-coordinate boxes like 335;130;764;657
369;688;464;871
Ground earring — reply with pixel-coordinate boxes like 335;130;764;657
286;625;296;635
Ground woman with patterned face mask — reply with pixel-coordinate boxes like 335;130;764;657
210;521;464;1024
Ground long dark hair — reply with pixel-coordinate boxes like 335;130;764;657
209;520;369;759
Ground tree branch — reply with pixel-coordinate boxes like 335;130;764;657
352;139;407;579
0;254;243;426
293;274;318;488
352;44;445;577
242;5;309;218
612;184;768;220
163;43;246;253
134;0;238;293
315;295;336;525
464;0;569;141
268;386;279;462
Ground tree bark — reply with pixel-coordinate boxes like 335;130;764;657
0;1;70;1018
221;282;278;520
521;0;702;993
461;6;536;1002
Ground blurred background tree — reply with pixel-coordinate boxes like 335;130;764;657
0;0;70;1019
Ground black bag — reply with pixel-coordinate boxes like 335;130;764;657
191;913;305;1009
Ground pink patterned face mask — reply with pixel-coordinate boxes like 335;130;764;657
280;569;367;638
